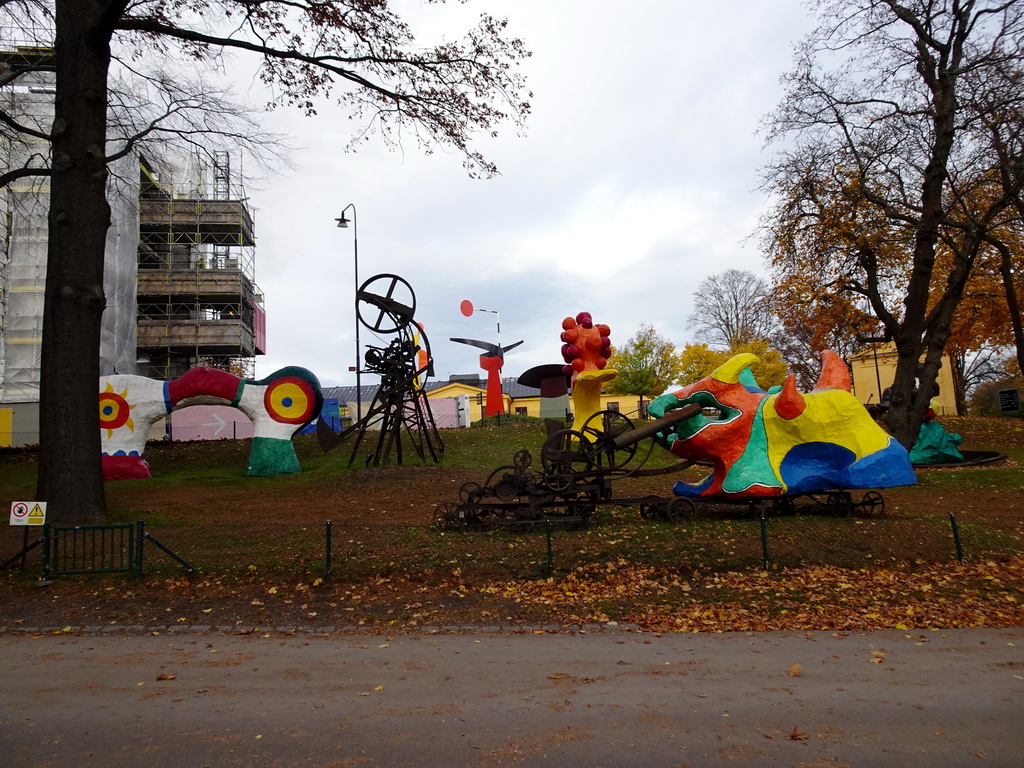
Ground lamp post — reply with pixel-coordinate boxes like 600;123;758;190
336;204;361;423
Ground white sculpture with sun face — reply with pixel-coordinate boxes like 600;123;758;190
99;366;322;479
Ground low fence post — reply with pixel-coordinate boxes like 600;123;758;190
949;512;965;564
39;523;52;585
325;519;333;580
759;506;770;570
544;519;554;577
135;520;145;578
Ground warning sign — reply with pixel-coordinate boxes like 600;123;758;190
10;501;46;526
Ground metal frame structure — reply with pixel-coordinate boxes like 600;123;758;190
136;152;263;381
318;274;444;467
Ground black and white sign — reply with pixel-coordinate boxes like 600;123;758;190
998;388;1021;413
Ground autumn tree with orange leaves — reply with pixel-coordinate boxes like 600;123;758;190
0;0;530;523
761;0;1024;448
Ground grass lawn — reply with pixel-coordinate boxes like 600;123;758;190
1;415;1022;634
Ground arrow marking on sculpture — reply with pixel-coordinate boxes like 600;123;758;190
202;413;227;436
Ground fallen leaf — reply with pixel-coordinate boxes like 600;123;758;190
788;726;809;741
548;673;568;680
156;674;176;681
789;663;803;678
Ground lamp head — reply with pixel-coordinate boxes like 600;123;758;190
335;216;350;229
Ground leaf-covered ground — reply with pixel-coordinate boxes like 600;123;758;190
2;416;1023;634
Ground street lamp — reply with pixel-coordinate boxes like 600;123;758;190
336;204;361;423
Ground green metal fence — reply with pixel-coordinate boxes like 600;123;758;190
0;511;1011;582
1;522;195;581
49;524;136;576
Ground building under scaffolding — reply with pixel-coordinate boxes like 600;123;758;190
136;152;264;381
0;52;264;445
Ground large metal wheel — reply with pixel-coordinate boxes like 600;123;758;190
483;465;516;498
433;502;463;530
357;274;416;334
638;495;662;520
540;429;594;478
827;491;854;518
541;461;575;494
513;449;533;471
458;482;485;504
664;497;695;523
578;410;638;473
859;490;885;517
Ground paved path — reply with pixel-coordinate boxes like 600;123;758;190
2;627;1022;767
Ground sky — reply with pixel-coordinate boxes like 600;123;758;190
244;0;818;388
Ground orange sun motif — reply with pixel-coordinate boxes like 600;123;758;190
99;384;136;438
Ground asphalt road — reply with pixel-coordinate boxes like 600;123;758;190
2;627;1022;767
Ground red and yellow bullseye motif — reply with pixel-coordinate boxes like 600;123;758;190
263;376;317;424
99;384;135;437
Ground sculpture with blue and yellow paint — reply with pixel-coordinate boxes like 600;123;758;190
648;351;916;498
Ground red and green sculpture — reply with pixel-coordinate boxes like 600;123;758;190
649;351;917;498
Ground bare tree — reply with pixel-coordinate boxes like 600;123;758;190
687;268;776;350
760;0;1024;449
0;0;530;523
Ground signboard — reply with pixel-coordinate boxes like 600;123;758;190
998;388;1021;414
10;501;46;526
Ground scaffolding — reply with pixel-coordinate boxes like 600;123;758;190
0;26;264;443
135;152;264;380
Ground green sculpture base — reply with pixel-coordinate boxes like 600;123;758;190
246;436;302;477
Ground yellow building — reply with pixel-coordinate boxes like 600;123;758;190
849;344;958;416
323;376;656;428
427;377;655;424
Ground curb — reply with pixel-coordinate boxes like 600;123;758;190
0;622;644;637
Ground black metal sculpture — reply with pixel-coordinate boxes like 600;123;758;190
318;274;444;467
433;405;702;530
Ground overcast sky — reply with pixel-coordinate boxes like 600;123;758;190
245;0;817;388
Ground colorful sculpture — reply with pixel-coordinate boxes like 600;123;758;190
452;299;522;419
911;420;965;465
648;351;916;498
560;312;614;428
100;366;322;480
450;337;524;418
518;364;572;421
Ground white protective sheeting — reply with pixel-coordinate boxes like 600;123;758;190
0;80;52;403
100;151;141;377
0;73;141;402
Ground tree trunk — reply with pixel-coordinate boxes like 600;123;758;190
996;241;1024;379
882;340;923;449
36;1;120;523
